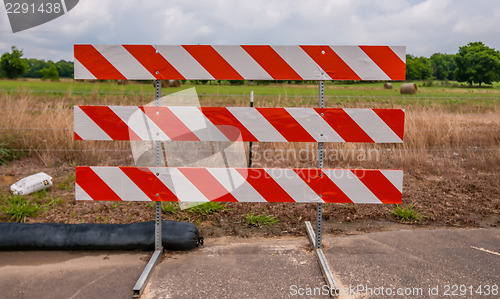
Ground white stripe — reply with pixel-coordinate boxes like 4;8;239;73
168;107;229;141
153;168;209;202
390;46;406;63
213;46;273;80
323;169;382;204
74;106;112;140
93;45;154;80
380;170;403;193
265;169;321;203
227;107;287;142
109;106;171;141
343;109;402;143
75;183;92;201
74;59;96;80
285;108;344;142
154;45;214;80
91;167;150;201
272;46;331;80
331;46;390;80
207;168;266;202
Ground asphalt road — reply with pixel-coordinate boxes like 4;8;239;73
0;228;498;299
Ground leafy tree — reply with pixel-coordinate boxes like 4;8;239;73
455;42;500;86
55;60;74;78
430;53;456;81
23;58;49;78
40;65;59;81
0;46;29;79
406;54;433;80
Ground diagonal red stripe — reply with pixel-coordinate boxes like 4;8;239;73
182;45;244;80
74;132;82;140
79;106;141;140
237;168;296;202
139;107;200;141
123;45;185;80
373;109;405;141
74;45;126;80
350;170;402;204
241;45;302;80
317;108;374;143
293;169;353;203
178;168;238;202
257;108;316;142
300;46;361;80
200;107;255;141
359;46;406;80
120;167;178;201
76;167;122;201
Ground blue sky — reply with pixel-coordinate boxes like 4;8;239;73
1;0;499;61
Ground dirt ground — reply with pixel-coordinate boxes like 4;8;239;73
1;151;498;239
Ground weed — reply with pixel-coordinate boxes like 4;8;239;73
161;202;179;213
57;173;75;190
48;196;64;206
0;145;13;165
390;205;424;222
340;203;356;210
1;194;43;223
187;202;227;215
245;212;279;228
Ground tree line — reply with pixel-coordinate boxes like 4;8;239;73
0;46;73;81
1;42;499;85
405;42;499;85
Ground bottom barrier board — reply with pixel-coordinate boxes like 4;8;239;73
76;167;403;204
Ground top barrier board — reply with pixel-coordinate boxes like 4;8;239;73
74;45;406;81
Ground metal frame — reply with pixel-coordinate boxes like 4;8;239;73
133;80;164;297
309;81;338;294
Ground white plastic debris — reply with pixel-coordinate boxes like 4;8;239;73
10;172;53;195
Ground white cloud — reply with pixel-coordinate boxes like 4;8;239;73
0;0;498;60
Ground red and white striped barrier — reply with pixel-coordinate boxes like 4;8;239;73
76;167;403;204
74;45;406;81
74;106;405;143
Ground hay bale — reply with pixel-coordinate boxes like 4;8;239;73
153;80;182;88
169;80;181;87
400;83;418;94
383;83;392;89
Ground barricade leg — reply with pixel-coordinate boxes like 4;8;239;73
133;80;164;297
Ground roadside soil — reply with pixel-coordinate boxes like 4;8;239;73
1;152;498;239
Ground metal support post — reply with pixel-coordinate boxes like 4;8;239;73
154;79;162;251
248;91;254;168
316;80;325;249
305;81;338;296
133;80;164;297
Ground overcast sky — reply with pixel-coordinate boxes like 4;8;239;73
0;0;499;61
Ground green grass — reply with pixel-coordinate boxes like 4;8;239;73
187;202;228;215
57;173;75;191
0;79;498;107
245;212;280;228
390;205;424;223
1;194;44;223
161;202;179;213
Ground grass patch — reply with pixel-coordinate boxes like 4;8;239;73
245;212;279;228
161;202;179;213
1;194;44;223
187;202;228;215
390;205;424;223
57;173;75;190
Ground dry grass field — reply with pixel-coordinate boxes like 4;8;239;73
0;80;499;237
